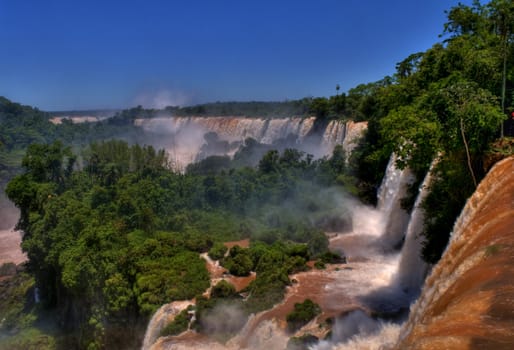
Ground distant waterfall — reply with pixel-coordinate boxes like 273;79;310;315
34;287;41;304
134;116;367;170
376;154;415;250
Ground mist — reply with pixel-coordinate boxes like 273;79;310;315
0;195;18;230
0;194;25;266
134;89;193;109
135;115;345;172
314;312;402;350
199;302;247;337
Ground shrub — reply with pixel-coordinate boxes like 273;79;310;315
160;308;192;336
286;299;321;332
222;246;253;276
314;261;326;270
210;280;237;299
318;251;346;264
208;242;228;260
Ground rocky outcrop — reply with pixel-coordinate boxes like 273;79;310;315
394;156;514;350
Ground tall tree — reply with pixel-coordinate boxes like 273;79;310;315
487;0;514;136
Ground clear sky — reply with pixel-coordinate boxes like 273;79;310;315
0;0;473;111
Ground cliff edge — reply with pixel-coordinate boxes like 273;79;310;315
394;156;514;350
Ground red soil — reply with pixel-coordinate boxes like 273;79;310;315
224;238;250;249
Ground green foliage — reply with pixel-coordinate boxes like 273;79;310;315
309;98;331;118
5;137;352;347
318;251;346;264
0;97;146;192
307;231;329;258
0;273;36;332
242;241;311;313
210;280;237;299
208;242;228;260
286;299;321;332
134;251;210;314
159;308;192;337
258;150;280;173
0;328;57;350
222;246;254;276
349;0;514;262
170;100;312;118
186;155;231;175
314;261;326;270
421;155;477;263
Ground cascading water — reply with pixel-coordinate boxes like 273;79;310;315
135;116;358;170
393;160;437;296
376;154;415;250
314;155;435;350
394;156;514;349
141;301;194;350
140;151;435;350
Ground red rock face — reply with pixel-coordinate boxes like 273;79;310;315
394;156;514;350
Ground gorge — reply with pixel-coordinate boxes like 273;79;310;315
138;135;433;350
2;109;513;350
134;116;513;349
3;1;514;348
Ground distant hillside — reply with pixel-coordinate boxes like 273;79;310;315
50;109;120;118
168;100;313;118
72;96;351;122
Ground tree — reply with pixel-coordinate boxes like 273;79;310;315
309;98;330;118
396;52;424;79
208;242;228;260
258;150;280;174
210;280;237;299
488;0;514;136
443;1;485;38
286;299;321;332
307;231;329;258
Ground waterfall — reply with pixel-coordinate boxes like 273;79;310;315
321;120;346;148
141;301;194;350
394;156;514;349
138;151;444;350
135;116;366;170
394;160;437;296
342;121;367;157
376;154;415;250
34;286;41;304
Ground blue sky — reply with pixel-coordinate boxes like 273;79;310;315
0;0;473;111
